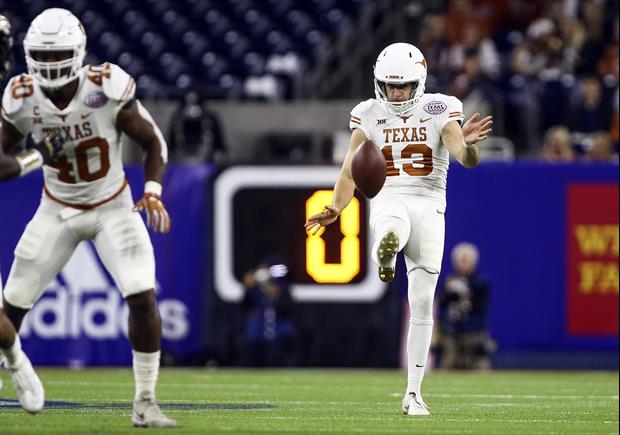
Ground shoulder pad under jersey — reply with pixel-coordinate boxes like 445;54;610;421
1;74;34;119
86;62;136;103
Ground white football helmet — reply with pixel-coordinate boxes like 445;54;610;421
373;43;427;115
24;8;86;88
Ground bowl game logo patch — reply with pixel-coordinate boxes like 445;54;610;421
84;90;108;108
423;101;446;115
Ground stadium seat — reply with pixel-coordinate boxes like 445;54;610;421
2;0;371;99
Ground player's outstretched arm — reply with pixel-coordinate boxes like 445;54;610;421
117;99;171;234
442;113;492;168
304;128;367;235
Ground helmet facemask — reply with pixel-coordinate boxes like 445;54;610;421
373;78;422;115
25;47;85;88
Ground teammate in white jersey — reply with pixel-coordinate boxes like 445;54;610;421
305;43;492;416
0;9;175;427
0;12;65;414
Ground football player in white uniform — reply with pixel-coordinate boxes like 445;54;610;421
0;9;175;427
305;43;492;416
0;12;65;414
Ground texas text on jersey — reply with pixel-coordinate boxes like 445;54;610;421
349;94;464;206
1;63;145;206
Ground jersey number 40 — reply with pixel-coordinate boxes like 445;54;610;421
50;137;110;183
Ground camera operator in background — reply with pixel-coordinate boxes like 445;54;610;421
437;242;495;370
242;257;296;367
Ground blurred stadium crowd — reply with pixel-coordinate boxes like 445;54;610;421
406;0;619;160
1;0;618;161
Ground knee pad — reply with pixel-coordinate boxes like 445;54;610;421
14;218;52;262
98;212;155;297
407;268;439;321
102;211;152;256
3;262;44;309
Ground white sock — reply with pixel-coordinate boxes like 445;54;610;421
406;317;434;396
132;350;160;402
0;334;25;369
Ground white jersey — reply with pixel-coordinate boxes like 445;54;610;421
349;94;464;205
1;63;136;206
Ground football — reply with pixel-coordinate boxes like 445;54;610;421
351;140;387;198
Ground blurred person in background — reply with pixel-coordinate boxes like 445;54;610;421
568;76;614;134
596;17;618;82
544;0;585;73
416;14;451;89
242;257;296;367
445;0;506;46
438;242;494;370
168;91;226;163
575;0;606;76
584;131;617;161
540;125;576;161
510;18;565;152
568;75;615;155
1;9;174;427
450;50;502;131
448;22;501;80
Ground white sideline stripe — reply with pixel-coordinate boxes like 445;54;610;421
407;393;619;400
217;428;472;434
253;416;618;424
390;393;618;400
44;381;620;401
43;381;620;401
250;416;619;425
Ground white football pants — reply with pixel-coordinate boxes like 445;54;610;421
3;188;155;309
369;192;446;276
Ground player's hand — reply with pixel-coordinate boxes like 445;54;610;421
304;205;340;235
25;129;65;164
462;112;493;146
134;192;171;234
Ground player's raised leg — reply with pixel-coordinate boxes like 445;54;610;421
369;195;411;282
0;316;44;413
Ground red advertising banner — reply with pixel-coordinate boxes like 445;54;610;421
567;183;619;336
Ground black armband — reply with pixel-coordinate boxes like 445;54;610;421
121;98;136;110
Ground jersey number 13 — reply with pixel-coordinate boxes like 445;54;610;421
382;144;433;176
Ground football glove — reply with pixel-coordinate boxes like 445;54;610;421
16;130;65;175
134;192;171;234
25;129;66;164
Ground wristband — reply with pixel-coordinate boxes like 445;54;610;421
144;180;162;196
15;149;44;176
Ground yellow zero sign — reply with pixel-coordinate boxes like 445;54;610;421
305;190;361;283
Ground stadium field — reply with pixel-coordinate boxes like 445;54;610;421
0;369;617;434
